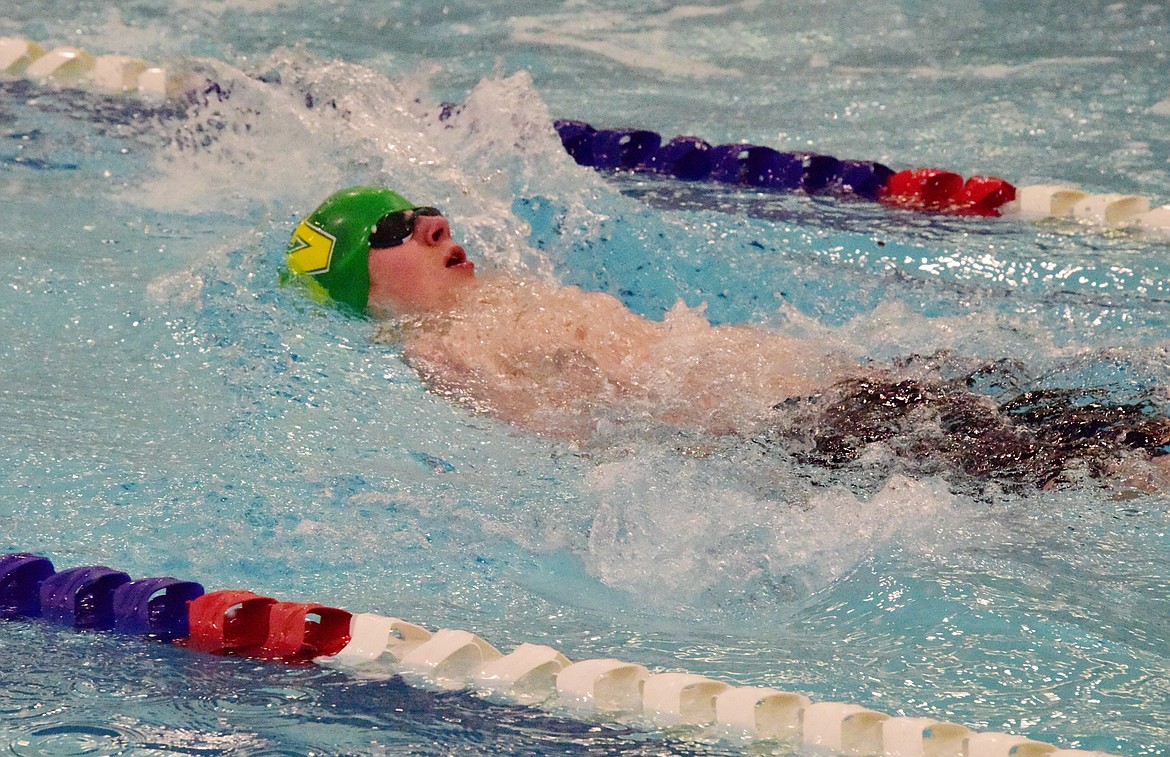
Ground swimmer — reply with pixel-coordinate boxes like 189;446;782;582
287;186;1170;491
287;186;843;438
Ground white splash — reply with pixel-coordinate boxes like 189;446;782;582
582;446;961;611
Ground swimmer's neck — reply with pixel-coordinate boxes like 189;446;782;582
368;277;489;319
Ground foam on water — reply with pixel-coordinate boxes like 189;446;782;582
584;456;965;616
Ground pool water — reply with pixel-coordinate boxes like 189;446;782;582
2;1;1169;754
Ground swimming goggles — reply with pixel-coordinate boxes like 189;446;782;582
369;206;443;249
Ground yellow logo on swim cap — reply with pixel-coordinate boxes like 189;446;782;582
287;220;337;275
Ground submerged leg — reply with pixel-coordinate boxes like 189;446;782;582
766;371;1170;491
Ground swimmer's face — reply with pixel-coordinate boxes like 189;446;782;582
367;208;476;315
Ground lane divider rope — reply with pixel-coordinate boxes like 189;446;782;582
546;121;1167;232
0;553;1118;756
2;36;1168;235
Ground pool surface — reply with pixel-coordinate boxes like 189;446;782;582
2;1;1169;754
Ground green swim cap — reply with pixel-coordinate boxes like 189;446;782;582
286;186;415;313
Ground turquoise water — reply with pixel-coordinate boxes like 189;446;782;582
2;1;1169;754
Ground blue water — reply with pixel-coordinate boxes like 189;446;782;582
2;1;1170;754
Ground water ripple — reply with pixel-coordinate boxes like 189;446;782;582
9;723;140;757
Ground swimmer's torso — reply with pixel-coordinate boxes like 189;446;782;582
382;278;842;438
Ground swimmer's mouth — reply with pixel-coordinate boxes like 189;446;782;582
445;247;470;268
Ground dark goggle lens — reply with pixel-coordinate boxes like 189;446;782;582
369;207;442;249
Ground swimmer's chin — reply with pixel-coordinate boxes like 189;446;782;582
368;277;484;319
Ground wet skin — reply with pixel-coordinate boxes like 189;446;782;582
368;215;836;438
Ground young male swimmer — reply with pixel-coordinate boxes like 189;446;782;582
288;186;1170;490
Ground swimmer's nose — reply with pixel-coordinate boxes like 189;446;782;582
413;214;451;246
